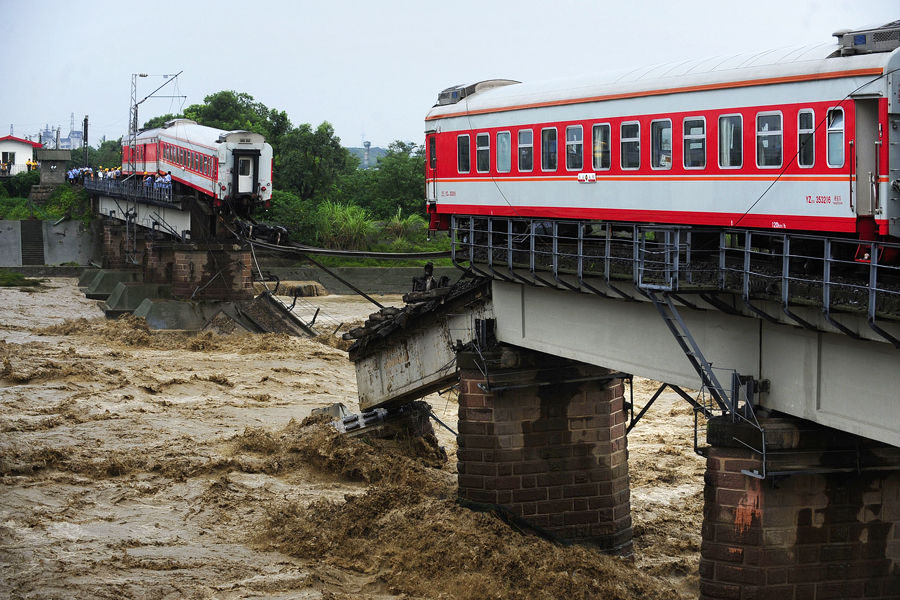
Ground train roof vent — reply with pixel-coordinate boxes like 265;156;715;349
163;118;198;128
435;79;520;106
833;20;900;55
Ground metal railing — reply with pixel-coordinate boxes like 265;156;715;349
84;177;174;204
451;215;900;344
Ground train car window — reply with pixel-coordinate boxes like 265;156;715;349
476;133;490;173
592;124;611;170
497;132;511;173
756;112;782;168
518;130;533;172
565;126;583;171
683;117;706;169
718;115;743;168
541;128;558;171
239;158;251;176
457;135;470;173
621;122;640;170
826;108;844;168
798;110;815;167
650;120;672;169
428;136;436;170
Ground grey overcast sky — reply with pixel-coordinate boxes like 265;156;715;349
1;0;896;149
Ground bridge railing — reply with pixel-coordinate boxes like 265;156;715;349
451;215;900;343
83;177;174;204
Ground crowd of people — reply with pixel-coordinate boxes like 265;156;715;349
66;166;173;191
66;165;120;184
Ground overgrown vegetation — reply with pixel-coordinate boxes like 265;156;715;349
0;185;91;225
0;270;43;287
0;171;39;199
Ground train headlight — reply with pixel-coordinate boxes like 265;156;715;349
261;185;266;192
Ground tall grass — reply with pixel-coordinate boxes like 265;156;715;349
311;201;375;250
383;207;426;240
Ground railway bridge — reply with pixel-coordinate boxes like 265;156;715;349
351;216;900;599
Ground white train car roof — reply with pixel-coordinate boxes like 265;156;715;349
426;40;900;122
134;119;265;148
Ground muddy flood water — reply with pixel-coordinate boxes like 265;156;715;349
1;278;704;599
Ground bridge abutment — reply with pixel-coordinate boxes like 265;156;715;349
701;416;900;599
456;346;632;555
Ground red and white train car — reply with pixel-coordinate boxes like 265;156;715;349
122;119;273;214
424;22;900;242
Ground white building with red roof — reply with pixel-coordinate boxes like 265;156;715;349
0;135;43;176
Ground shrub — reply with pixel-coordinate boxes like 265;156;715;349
7;170;40;198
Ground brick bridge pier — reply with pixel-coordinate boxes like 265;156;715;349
454;344;900;596
101;221;252;301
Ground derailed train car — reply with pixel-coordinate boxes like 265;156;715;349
424;22;900;246
122;118;273;216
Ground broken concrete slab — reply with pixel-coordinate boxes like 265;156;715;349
101;283;174;318
133;298;223;331
84;270;143;300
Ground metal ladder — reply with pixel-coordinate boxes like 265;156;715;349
644;290;730;414
645;288;770;476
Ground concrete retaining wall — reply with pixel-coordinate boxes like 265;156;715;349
0;220;95;267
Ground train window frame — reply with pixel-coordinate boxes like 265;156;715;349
541;127;558;172
826;107;845;168
620;121;640;170
718;114;743;169
797;109;815;168
683;117;706;169
592;123;611;171
650;119;672;170
497;131;511;173
756;111;783;169
565;125;583;171
518;129;533;172
428;136;436;170
457;134;471;174
476;132;490;173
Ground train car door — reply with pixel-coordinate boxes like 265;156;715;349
237;156;253;194
425;132;437;202
854;99;879;217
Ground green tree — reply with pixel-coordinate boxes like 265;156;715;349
142;113;181;129
95;139;123;169
339;141;425;220
275;122;355;201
